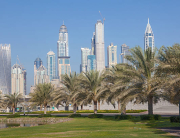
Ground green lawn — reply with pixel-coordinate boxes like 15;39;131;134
0;117;179;138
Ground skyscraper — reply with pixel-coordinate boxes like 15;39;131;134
0;44;11;95
121;44;131;64
95;20;105;72
144;18;155;52
81;48;91;72
57;23;71;80
11;64;26;95
34;58;49;85
47;51;56;81
87;55;96;71
91;32;95;55
107;43;117;68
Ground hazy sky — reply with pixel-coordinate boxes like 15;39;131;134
0;0;180;94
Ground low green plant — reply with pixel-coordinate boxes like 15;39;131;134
38;114;52;118
140;115;161;120
68;114;81;118
88;114;103;118
170;116;180;123
7;113;20;118
114;115;132;120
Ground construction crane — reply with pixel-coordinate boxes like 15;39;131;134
99;11;105;24
17;55;24;70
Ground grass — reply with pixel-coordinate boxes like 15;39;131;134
0;116;179;138
0;109;147;114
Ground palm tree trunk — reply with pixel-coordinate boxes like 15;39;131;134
148;95;153;115
121;103;126;115
118;99;120;111
94;101;97;114
98;100;100;110
13;107;15;114
40;105;42;111
73;103;77;114
81;105;83;110
44;106;47;114
179;100;180;118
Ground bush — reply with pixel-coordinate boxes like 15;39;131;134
7;113;20;118
38;114;52;118
140;115;154;120
88;114;103;118
170;116;180;123
68;114;81;118
114;115;132;120
140;115;161;120
154;114;161;120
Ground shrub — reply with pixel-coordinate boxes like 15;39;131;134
7;113;20;118
68;114;81;118
140;115;154;120
170;116;180;123
38;114;52;118
154;114;161;120
88;114;103;118
114;115;132;120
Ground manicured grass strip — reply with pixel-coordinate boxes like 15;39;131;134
0;117;177;138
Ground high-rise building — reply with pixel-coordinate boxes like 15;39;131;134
91;32;95;55
11;64;26;95
34;58;49;85
144;18;155;52
81;48;91;72
121;44;131;64
87;55;96;71
47;51;56;81
0;44;11;95
107;43;117;68
57;23;71;80
95;20;105;72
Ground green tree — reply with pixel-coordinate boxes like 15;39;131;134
30;83;54;114
79;70;108;114
4;93;23;114
53;72;80;114
157;44;180;116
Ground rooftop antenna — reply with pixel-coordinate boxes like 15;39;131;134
99;11;105;24
63;20;64;25
148;18;149;24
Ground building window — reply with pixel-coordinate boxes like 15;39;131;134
65;59;69;64
59;59;63;64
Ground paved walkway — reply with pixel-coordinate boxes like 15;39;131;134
159;127;180;137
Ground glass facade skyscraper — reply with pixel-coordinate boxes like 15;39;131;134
47;51;56;81
0;44;11;95
81;48;91;72
121;44;131;64
87;55;96;71
11;64;26;95
34;58;49;85
91;32;95;55
57;23;71;80
107;43;117;68
144;18;155;52
95;20;105;72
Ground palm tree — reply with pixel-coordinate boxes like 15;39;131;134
125;46;161;115
4;93;23;114
53;72;80;114
104;64;144;114
30;83;54;114
156;44;180;116
79;70;108;114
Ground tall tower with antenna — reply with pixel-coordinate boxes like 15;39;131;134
144;18;155;52
95;11;105;72
57;22;71;80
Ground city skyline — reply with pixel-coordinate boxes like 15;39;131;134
0;0;180;94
